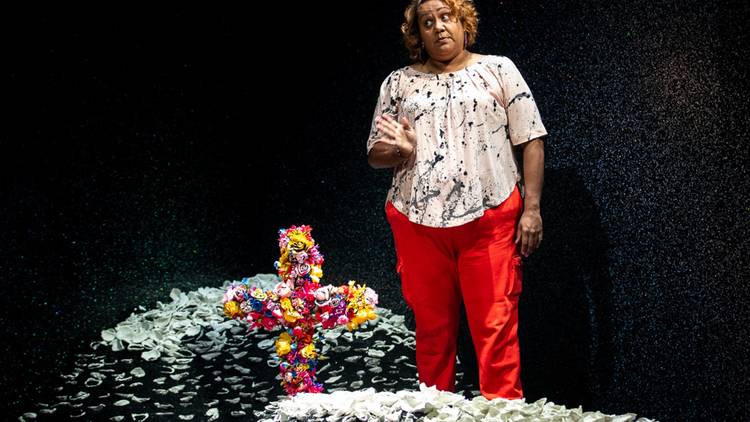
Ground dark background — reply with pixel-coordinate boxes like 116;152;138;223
2;1;748;420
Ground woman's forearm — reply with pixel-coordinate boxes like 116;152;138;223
367;141;409;169
522;138;545;211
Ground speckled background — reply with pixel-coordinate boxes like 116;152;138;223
2;1;748;420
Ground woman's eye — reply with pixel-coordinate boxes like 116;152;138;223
441;14;450;21
423;19;433;28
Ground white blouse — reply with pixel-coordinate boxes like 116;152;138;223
367;55;548;228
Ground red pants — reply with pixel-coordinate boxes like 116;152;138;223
385;184;524;399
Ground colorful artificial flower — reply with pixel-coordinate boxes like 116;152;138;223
300;343;317;359
223;300;243;319
275;332;292;356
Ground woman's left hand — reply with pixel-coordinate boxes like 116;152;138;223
514;210;543;257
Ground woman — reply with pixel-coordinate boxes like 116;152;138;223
366;0;547;400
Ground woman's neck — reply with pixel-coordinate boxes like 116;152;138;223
425;50;472;74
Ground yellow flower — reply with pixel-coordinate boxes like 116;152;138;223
280;297;293;311
346;281;367;311
250;287;267;301
284;310;302;323
275;332;292;356
287;230;313;253
277;254;291;273
355;309;370;324
223;301;243;319
301;343;317;359
310;265;323;283
292;297;306;312
277;262;290;276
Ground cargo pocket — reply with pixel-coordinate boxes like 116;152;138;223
507;254;523;297
385;202;403;274
385;202;412;308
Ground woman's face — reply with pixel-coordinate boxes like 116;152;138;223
416;0;464;61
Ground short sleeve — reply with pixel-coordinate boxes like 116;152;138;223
498;57;548;146
366;71;401;155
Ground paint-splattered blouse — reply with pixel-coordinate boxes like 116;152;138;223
367;55;548;228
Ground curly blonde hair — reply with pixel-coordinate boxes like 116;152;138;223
401;0;479;63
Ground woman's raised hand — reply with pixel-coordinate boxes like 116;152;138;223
375;114;416;159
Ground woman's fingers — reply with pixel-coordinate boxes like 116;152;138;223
515;210;543;257
376;116;398;132
382;113;398;123
525;227;542;256
521;230;532;256
376;120;398;139
377;117;406;145
375;137;397;146
528;230;538;256
383;114;407;134
534;229;542;251
516;222;543;257
379;114;407;132
378;114;397;129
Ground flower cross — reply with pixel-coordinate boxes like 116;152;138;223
222;225;378;395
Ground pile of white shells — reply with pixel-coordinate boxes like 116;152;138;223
98;274;282;361
259;384;652;421
18;274;655;422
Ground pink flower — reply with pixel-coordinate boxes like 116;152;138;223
296;263;311;276
223;285;238;303
262;318;277;331
233;285;248;302
273;281;293;298
292;326;304;338
314;286;332;306
365;287;379;306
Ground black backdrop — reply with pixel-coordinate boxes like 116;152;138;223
2;1;748;420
